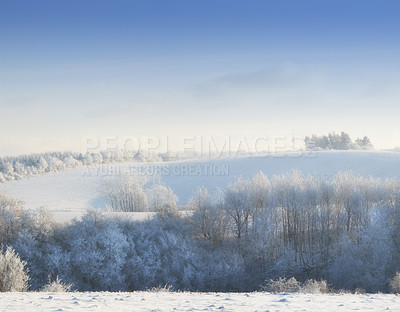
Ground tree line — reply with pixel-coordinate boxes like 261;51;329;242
0;150;182;183
1;171;400;293
305;132;373;150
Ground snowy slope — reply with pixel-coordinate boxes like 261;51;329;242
0;291;399;311
1;151;400;221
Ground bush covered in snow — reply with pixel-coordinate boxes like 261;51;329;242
0;246;29;292
262;277;301;293
40;276;72;292
301;279;329;294
262;277;328;294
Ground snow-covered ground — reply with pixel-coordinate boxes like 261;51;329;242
1;151;400;222
1;291;400;311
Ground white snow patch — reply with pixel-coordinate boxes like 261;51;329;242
0;291;399;311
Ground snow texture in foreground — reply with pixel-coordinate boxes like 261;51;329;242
1;151;400;221
0;291;399;311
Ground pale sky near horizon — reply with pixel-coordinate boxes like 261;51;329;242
1;0;400;156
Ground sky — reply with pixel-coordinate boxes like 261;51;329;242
1;0;400;155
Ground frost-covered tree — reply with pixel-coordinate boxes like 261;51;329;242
0;172;5;183
148;181;178;217
190;187;228;242
0;193;32;244
390;272;400;293
67;210;129;291
155;188;179;220
339;132;352;150
355;136;373;149
0;246;29;292
305;132;373;150
224;178;254;239
104;175;148;212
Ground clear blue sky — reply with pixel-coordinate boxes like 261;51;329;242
1;0;400;155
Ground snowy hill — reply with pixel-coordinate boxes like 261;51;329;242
1;151;400;222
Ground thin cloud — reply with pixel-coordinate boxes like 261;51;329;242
193;63;321;99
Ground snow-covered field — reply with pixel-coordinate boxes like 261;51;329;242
1;291;400;311
1;151;400;222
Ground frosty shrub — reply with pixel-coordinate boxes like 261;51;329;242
148;284;174;292
262;277;301;293
40;276;72;292
301;279;329;294
353;287;366;294
390;272;400;293
262;277;328;293
0;246;29;292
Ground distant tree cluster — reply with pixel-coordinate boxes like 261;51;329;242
104;175;178;218
2;171;400;293
304;132;373;150
0;150;181;183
